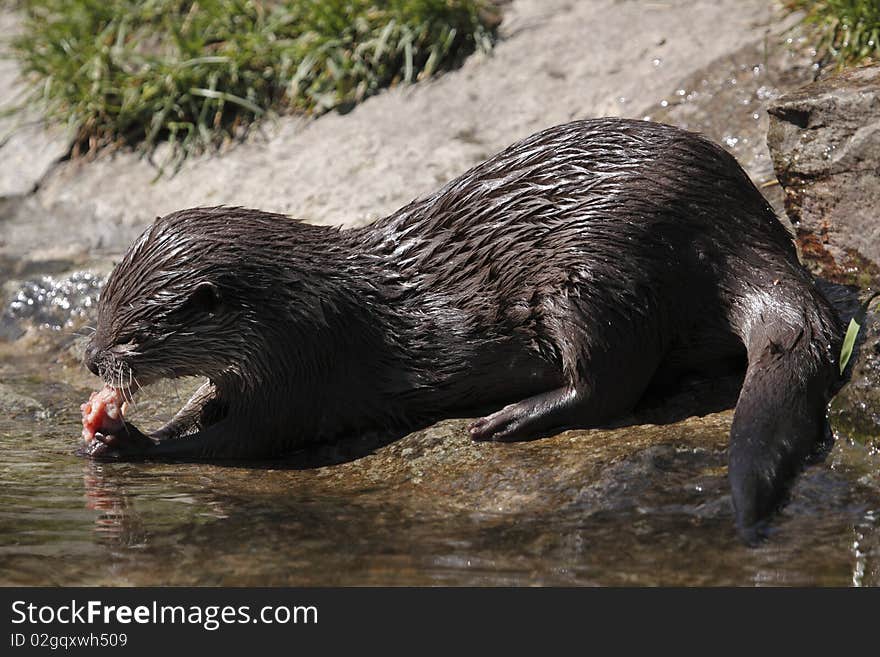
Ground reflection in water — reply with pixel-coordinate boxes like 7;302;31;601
82;461;147;548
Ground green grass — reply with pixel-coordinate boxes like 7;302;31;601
9;0;497;165
788;0;880;67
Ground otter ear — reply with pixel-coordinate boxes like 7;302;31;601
186;281;222;314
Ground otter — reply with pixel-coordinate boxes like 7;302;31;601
81;118;843;543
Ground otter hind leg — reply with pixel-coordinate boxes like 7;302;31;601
468;385;586;442
728;302;840;545
469;297;661;441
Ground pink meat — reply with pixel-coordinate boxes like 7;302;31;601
81;385;126;442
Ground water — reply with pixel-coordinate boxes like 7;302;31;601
1;323;879;586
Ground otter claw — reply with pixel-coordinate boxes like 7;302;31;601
80;433;115;459
469;404;527;442
93;431;115;446
81;423;154;460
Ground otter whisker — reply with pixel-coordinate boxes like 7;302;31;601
127;372;143;411
124;368;133;407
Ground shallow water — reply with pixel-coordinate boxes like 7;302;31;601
1;325;879;586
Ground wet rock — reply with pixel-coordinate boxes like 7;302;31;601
0;382;44;419
767;65;880;285
831;305;880;448
279;411;733;521
572;443;730;517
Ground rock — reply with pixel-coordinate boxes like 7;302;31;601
0;382;44;419
831;304;880;448
0;11;73;201
641;27;820;218
767;65;880;286
12;0;780;256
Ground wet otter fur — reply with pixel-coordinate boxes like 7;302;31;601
83;118;843;543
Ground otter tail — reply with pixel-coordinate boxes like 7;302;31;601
728;284;842;544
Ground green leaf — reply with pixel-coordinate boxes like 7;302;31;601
840;291;879;375
839;316;861;375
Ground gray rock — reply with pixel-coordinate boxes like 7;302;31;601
0;382;44;418
767;65;880;283
0;11;73;201
640;20;820;218
10;0;781;257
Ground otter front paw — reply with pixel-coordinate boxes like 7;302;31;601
81;422;154;459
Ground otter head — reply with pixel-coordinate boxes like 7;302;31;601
83;207;283;396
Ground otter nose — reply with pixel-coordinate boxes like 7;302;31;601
83;343;101;377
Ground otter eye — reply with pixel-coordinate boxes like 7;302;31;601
185;281;222;315
116;330;147;346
